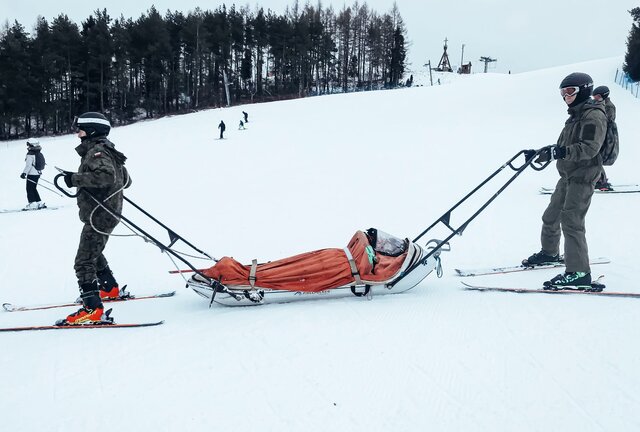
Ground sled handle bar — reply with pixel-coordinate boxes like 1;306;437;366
53;172;214;277
54;173;79;198
388;148;550;288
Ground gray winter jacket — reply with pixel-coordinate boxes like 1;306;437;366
555;99;607;183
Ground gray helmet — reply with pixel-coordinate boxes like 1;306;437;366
73;112;111;137
593;85;610;99
559;72;593;106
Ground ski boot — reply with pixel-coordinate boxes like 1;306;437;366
522;250;562;267
596;182;614;192
97;267;122;300
57;280;108;325
543;272;592;291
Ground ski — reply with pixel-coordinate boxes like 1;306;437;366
3;291;175;312
0;205;63;214
540;185;640;195
0;321;164;332
454;256;610;277
461;281;640;298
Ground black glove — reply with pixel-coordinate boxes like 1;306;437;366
20;173;26;179
523;149;536;162
535;145;566;163
63;172;75;188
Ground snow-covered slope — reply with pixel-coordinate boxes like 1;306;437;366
1;57;638;431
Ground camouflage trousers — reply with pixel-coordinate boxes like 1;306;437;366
74;223;115;284
541;177;596;273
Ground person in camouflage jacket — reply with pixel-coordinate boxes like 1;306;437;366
60;112;131;325
524;72;607;289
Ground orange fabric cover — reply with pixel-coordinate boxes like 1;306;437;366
347;231;408;282
201;231;409;292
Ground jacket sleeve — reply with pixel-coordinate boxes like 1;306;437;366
72;152;117;188
22;154;36;175
564;110;607;162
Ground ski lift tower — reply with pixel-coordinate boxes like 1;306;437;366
479;56;497;73
435;38;453;72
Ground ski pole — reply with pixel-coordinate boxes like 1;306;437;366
26;178;64;197
39;177;58;187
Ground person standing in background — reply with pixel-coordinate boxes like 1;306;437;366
20;138;45;210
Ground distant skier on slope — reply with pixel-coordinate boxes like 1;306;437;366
523;72;607;290
58;112;132;325
592;85;617;191
218;120;226;139
242;111;248;123
239;120;245;130
20;138;45;210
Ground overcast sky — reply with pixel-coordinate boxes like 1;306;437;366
1;0;637;74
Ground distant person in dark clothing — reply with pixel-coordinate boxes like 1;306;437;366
218;120;226;139
592;85;616;191
239;120;245;130
242;111;248;123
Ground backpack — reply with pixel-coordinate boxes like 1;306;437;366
600;120;619;166
34;152;46;171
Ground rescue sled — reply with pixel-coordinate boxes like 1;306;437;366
53;148;551;308
187;229;446;306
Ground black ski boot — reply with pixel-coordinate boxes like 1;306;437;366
522;250;561;267
97;266;121;300
543;272;592;290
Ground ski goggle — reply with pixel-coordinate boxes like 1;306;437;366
560;86;580;97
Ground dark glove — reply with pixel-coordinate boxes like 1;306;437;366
20;173;26;179
523;149;536;162
63;172;74;188
535;145;566;163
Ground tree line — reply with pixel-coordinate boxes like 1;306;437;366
0;1;408;140
624;7;640;81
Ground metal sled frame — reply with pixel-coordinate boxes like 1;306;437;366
387;149;550;289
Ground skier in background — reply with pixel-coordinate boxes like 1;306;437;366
20;138;45;210
592;85;616;191
218;120;226;139
242;111;248;123
523;72;607;290
58;112;131;325
239;120;245;130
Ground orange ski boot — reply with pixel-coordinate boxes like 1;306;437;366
58;281;106;325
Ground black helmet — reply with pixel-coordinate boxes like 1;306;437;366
74;112;111;137
559;72;593;106
593;85;610;99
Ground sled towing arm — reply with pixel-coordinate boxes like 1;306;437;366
53;172;218;287
388;148;551;288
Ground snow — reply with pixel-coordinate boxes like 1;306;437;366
1;56;639;431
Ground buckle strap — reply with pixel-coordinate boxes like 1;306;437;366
249;259;258;290
343;248;363;285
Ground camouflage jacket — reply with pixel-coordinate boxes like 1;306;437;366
71;137;131;229
604;98;616;122
555;99;607;183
